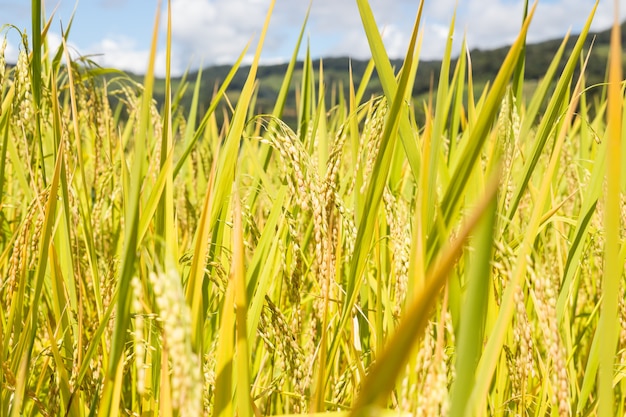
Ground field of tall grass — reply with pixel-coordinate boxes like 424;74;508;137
1;0;626;415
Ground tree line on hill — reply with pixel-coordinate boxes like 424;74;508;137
6;21;614;127
145;21;623;127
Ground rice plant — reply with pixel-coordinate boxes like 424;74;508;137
1;0;625;415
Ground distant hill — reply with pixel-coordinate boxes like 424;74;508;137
126;21;626;124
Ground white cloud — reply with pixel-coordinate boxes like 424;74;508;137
1;26;26;64
86;36;176;77
409;0;626;60
159;0;421;70
380;24;413;58
87;36;149;74
591;0;623;30
3;38;18;63
326;23;412;60
453;0;622;53
168;0;269;69
46;32;83;61
268;0;419;60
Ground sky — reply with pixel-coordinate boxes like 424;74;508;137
1;0;625;77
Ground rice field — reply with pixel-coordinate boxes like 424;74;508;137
1;0;626;416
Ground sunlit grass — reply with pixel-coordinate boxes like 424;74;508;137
1;0;625;416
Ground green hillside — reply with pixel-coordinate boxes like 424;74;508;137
138;21;625;125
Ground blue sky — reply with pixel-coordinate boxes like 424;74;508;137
1;0;624;77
